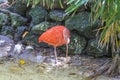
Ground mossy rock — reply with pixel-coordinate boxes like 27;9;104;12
10;13;27;27
85;39;106;57
28;6;48;25
60;33;86;54
65;11;99;39
0;13;9;26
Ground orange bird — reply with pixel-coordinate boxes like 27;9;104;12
38;26;70;63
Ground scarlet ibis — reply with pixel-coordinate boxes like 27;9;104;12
38;26;70;63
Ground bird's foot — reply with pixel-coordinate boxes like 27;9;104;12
55;61;65;67
58;56;71;63
51;57;71;67
51;60;66;67
65;56;71;63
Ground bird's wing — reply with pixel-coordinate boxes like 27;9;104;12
40;28;63;46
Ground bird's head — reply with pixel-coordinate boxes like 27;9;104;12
63;27;70;44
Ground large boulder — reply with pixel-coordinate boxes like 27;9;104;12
1;26;14;38
10;13;28;27
7;0;28;16
85;39;106;57
28;6;48;25
0;12;9;26
61;33;86;54
31;21;51;35
0;35;14;57
65;11;99;39
31;21;59;34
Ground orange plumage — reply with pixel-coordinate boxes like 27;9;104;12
38;26;70;63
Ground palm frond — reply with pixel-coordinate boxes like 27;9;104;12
26;0;64;9
92;0;120;53
65;0;89;14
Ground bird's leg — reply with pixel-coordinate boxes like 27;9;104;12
66;44;68;58
54;46;58;64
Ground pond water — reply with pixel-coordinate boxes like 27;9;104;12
0;58;119;80
0;59;83;80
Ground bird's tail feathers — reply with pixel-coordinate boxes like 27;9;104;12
38;38;42;43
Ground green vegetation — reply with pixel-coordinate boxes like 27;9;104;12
91;0;120;53
91;0;120;76
65;0;89;14
25;0;64;9
66;0;120;76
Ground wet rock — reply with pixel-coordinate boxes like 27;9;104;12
13;45;46;63
7;0;28;16
13;43;23;54
78;70;94;77
49;10;67;21
22;32;40;46
61;33;86;54
0;0;8;3
14;26;27;42
65;11;99;39
85;39;106;57
69;33;86;54
10;13;27;27
31;21;58;34
31;22;51;34
22;31;49;48
0;35;14;57
25;45;34;52
0;12;9;26
28;6;48;25
70;56;82;66
1;26;14;38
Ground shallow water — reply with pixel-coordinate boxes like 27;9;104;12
0;59;84;80
0;58;119;80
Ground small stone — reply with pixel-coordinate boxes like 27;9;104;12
13;43;23;54
25;45;34;52
14;26;27;41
